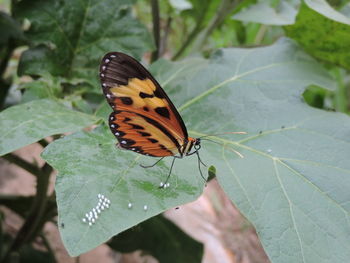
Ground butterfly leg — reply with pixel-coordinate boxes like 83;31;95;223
187;149;207;167
140;157;165;168
162;156;176;187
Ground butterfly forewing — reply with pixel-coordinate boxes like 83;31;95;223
100;52;188;157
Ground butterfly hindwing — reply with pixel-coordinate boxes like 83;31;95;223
100;52;188;157
109;111;177;157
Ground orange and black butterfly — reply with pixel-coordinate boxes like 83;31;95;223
100;52;206;186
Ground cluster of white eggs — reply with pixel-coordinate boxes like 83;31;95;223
82;194;111;226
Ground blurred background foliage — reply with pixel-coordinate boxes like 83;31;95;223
1;0;349;115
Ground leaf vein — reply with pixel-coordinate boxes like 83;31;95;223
273;159;306;263
179;61;294;111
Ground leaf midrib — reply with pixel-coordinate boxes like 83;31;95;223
178;61;294;112
189;129;350;217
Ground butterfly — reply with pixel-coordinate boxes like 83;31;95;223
99;52;206;186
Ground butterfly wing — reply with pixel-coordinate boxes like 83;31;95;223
100;52;188;157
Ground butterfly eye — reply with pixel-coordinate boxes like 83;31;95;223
195;139;201;146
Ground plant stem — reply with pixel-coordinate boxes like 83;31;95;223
2;153;41;176
150;0;160;62
196;0;240;50
0;41;14;109
172;4;209;60
1;163;52;262
159;16;172;56
334;68;348;113
172;17;204;60
254;25;268;45
0;40;14;79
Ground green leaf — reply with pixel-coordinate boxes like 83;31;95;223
42;125;203;256
303;84;328;109
13;0;153;87
169;0;193;12
306;0;350;24
232;0;299;25
109;215;203;263
0;99;98;156
285;0;350;70
21;77;64;103
21;81;53;103
175;39;348;263
42;38;350;262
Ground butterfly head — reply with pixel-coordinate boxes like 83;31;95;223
183;137;201;156
194;138;201;150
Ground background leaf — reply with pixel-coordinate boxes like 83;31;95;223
169;0;193;12
0;99;98;156
42;38;350;262
285;0;350;70
13;0;153;87
232;0;299;25
306;0;350;24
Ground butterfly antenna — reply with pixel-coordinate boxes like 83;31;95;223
196;151;207;183
201;138;244;158
199;131;247;139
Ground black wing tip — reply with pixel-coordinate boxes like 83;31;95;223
99;52;130;91
99;51;148;87
100;52;119;72
100;52;137;70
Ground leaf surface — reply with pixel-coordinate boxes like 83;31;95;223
43;38;350;262
0;99;98;156
42;125;203;256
